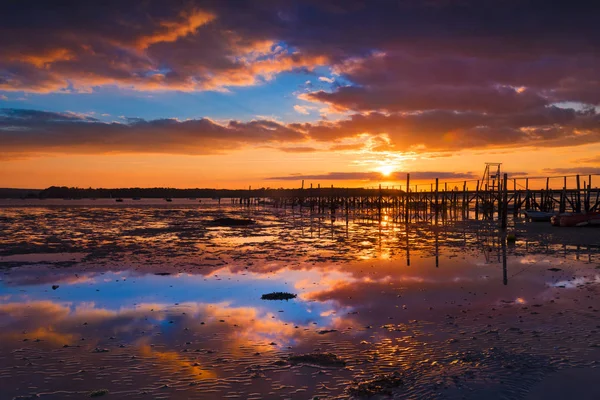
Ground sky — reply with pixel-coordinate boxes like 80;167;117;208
1;0;600;189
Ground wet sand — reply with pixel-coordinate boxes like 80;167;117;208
0;201;598;399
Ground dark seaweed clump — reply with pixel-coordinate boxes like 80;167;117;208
288;352;346;367
89;389;109;397
209;217;255;227
261;292;297;300
347;372;403;397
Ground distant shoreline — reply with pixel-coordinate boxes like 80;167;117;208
0;186;401;199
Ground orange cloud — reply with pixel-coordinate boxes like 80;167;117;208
135;10;216;49
10;48;75;68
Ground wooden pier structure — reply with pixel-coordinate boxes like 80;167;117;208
235;172;600;229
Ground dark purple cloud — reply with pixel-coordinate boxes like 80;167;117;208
542;167;600;175
1;1;600;155
1;1;599;98
297;107;600;151
0;109;304;155
267;171;478;181
2;105;599;156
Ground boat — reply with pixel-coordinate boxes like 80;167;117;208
524;210;555;222
115;198;124;202
165;198;172;202
551;211;600;227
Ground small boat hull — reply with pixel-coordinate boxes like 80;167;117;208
551;212;600;227
525;210;555;222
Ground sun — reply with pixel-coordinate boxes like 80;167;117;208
377;165;395;177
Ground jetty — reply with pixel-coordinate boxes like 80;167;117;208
243;165;600;230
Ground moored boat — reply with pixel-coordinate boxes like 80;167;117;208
525;210;555;222
551;211;600;227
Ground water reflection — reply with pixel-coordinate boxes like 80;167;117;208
1;203;599;399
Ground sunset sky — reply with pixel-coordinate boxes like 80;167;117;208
1;0;599;189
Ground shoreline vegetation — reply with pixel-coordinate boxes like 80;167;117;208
0;186;402;199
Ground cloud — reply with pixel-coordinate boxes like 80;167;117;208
305;84;550;114
0;108;305;156
0;3;329;93
293;104;311;115
318;76;334;83
542;167;600;175
294;107;600;151
0;1;598;102
278;146;320;153
574;156;600;165
3;104;600;158
267;171;478;181
1;0;600;160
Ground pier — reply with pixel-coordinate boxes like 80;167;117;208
242;172;600;229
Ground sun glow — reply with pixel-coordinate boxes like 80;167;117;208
377;165;395;177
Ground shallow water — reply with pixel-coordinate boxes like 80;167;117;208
1;202;599;399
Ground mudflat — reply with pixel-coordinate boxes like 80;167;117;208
1;200;598;399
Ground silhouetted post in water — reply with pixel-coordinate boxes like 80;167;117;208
405;173;410;223
544;177;550;211
586;175;592;212
512;178;519;218
406;225;410;267
330;184;335;222
502;233;508;285
435;229;439;268
576;174;581;213
501;173;508;229
300;180;304;212
318;183;321;214
434;178;439;225
525;178;530;210
462;181;467;219
345;188;349;226
378;184;382;221
475;180;480;220
560;177;567;213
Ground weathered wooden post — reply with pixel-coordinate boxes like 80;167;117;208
501;173;508;229
317;183;321;214
378;183;382;221
576;175;581;213
475;180;480;220
345;188;350;225
586;175;592;212
405;173;410;223
434;178;439;225
560;177;566;213
525;178;530;210
462;181;467;219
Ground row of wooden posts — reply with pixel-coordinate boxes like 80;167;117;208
232;173;600;230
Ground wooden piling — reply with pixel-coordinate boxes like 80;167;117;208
434;178;439;225
501;173;508;229
405;173;410;223
576;175;581;213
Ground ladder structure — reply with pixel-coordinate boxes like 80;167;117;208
481;163;502;217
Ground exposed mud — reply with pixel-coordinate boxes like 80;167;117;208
0;202;598;399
